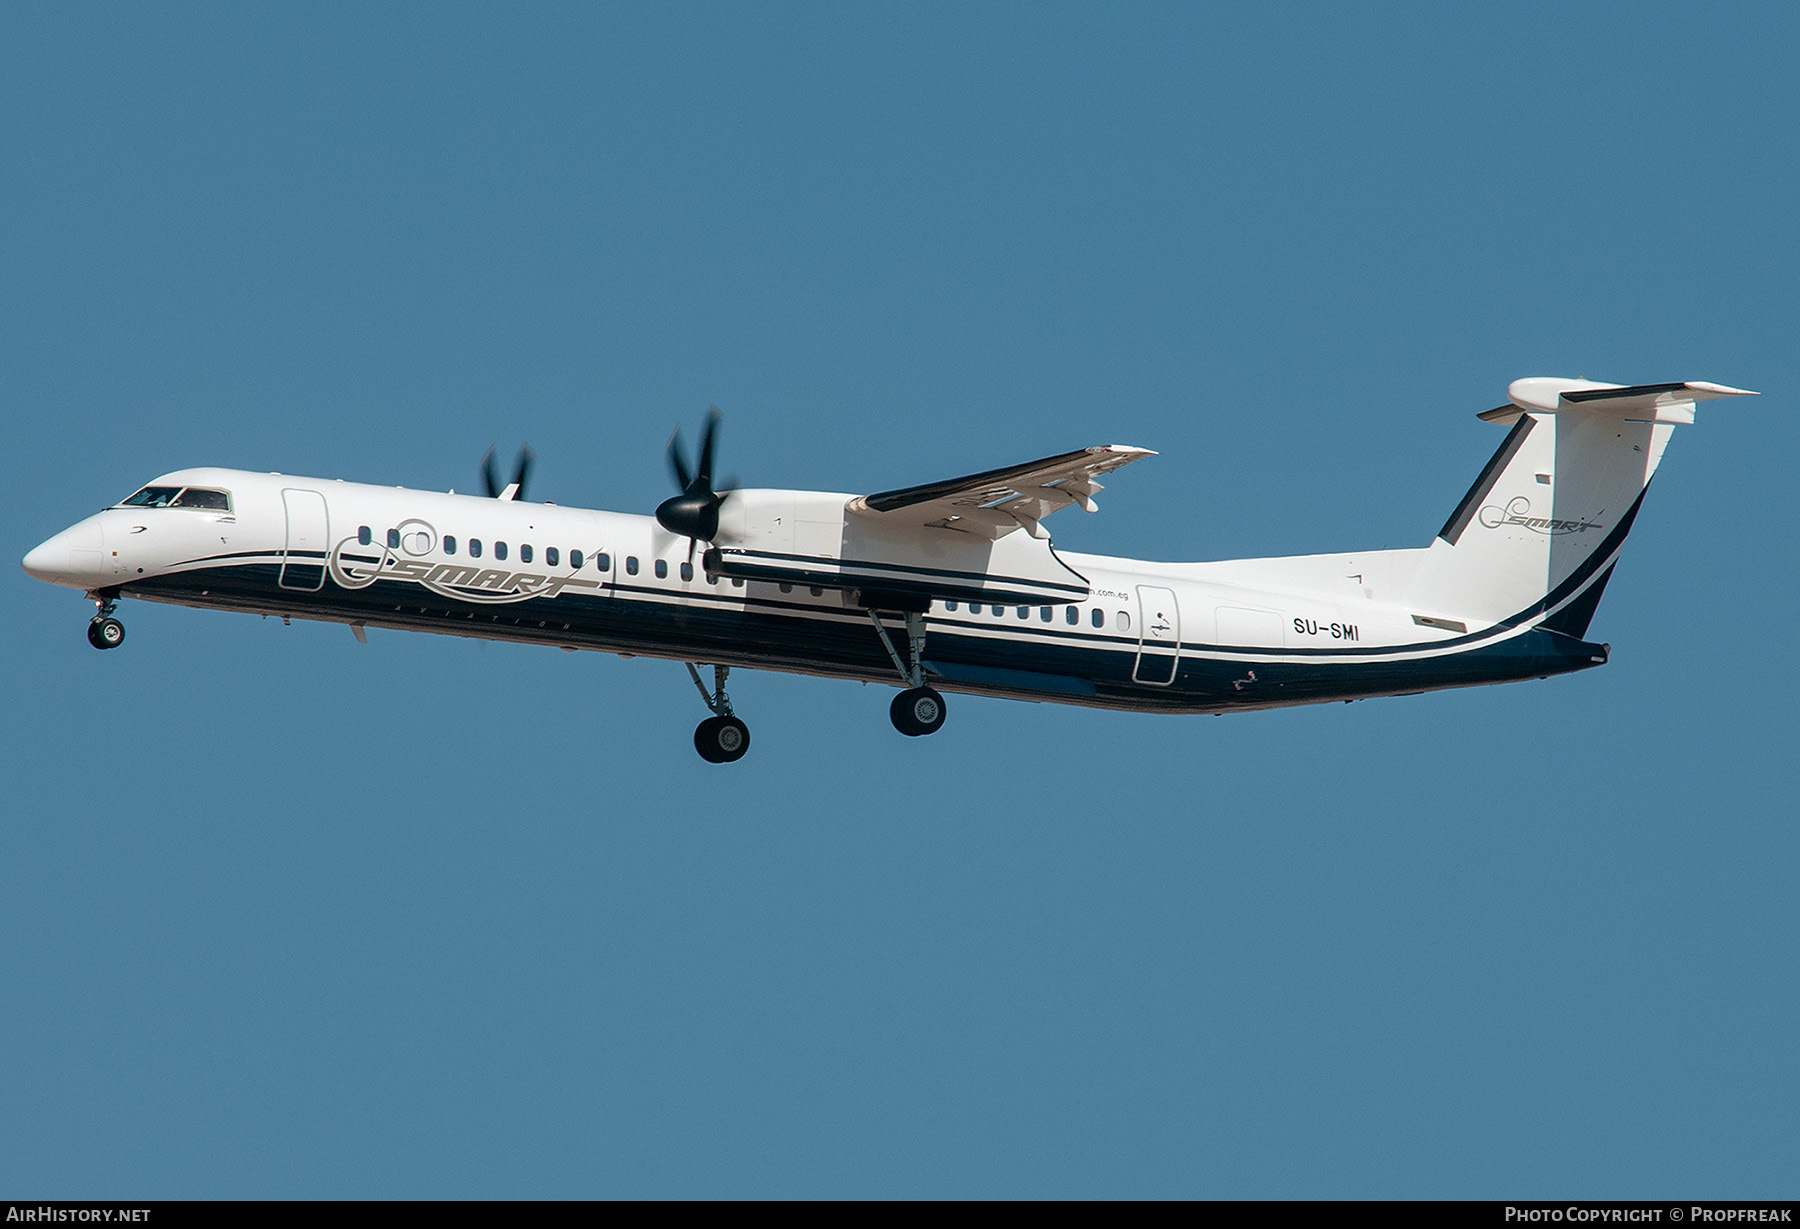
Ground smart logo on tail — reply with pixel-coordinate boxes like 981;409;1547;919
1478;496;1604;536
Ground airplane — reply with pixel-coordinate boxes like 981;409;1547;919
22;376;1754;762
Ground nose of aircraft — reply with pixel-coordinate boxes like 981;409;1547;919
22;519;105;587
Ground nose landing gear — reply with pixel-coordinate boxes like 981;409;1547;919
86;591;125;650
686;663;750;763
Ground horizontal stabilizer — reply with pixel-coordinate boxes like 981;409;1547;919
1480;378;1758;425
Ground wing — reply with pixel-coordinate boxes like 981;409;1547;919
846;444;1155;539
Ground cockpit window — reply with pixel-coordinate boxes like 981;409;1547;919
120;486;183;508
117;485;232;511
171;488;231;511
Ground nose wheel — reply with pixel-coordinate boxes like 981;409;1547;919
85;591;125;650
686;663;750;763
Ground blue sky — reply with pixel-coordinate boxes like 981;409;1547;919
4;2;1796;1198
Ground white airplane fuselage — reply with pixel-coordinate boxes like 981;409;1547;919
28;379;1752;754
21;464;1609;718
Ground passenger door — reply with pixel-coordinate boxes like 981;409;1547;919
1133;585;1181;685
279;489;329;591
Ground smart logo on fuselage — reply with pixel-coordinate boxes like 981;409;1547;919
327;518;603;605
1478;496;1604;536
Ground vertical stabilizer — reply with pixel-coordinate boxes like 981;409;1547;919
1406;379;1755;630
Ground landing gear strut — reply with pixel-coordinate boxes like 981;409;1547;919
867;609;947;738
86;590;124;650
686;663;749;763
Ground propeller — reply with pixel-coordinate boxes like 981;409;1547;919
656;408;731;561
481;444;536;501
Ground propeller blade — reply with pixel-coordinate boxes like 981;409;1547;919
667;428;693;493
695;407;721;491
655;408;734;550
511;444;536;502
481;446;500;499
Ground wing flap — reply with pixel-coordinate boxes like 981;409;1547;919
848;444;1154;537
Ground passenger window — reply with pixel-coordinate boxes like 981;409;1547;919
810;587;822;597
1065;607;1078;625
992;605;1004;616
707;573;718;585
1017;607;1029;619
778;582;791;593
470;539;483;558
172;488;231;511
1117;610;1131;631
521;544;533;564
1091;608;1104;628
946;600;958;612
569;549;582;568
444;535;457;555
495;542;508;561
387;528;400;549
626;557;638;575
545;547;559;567
655;559;668;579
358;526;371;546
593;552;607;570
1040;607;1052;622
732;577;743;588
681;562;694;582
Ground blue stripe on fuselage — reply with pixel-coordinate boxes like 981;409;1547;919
123;557;1605;715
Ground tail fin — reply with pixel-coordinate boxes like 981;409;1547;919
1407;379;1756;633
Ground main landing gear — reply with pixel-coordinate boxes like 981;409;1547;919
889;686;946;737
86;591;125;650
867;609;948;739
686;663;749;764
681;608;948;760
